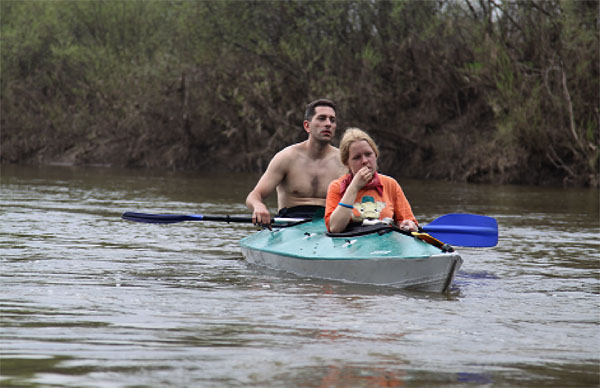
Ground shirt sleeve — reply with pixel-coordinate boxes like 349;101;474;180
324;179;342;230
391;179;418;225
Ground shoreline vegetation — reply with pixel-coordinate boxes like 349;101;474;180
1;0;598;187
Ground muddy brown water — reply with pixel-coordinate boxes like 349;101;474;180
2;164;598;387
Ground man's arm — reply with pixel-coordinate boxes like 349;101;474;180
245;150;289;227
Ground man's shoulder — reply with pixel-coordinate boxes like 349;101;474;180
326;144;341;156
273;142;341;169
268;142;307;172
270;142;300;161
276;141;307;157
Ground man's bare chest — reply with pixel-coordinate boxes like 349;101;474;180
283;164;335;197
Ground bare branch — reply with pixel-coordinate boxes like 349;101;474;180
560;65;582;150
464;0;478;19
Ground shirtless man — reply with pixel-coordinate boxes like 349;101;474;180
246;98;346;227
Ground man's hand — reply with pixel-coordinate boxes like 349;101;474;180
251;203;272;230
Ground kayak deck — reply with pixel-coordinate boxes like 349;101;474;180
239;219;462;292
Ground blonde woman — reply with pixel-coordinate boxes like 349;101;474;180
325;128;418;233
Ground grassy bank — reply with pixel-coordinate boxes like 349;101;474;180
1;0;598;186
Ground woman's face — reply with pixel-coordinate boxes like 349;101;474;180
347;139;377;175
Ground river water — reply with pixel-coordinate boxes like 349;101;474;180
1;164;598;387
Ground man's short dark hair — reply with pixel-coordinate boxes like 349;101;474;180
305;98;336;121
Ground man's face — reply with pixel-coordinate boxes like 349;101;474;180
305;106;336;142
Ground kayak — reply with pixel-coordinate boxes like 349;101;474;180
239;218;463;293
121;210;497;292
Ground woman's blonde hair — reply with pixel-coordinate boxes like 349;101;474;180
339;127;379;166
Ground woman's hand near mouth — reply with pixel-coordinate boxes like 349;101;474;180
351;166;373;190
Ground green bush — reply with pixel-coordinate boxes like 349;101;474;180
1;0;597;186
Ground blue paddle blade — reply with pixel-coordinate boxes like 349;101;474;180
422;213;498;247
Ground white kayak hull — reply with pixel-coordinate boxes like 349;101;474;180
241;246;462;292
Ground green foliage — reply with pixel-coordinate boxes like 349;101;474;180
1;0;598;186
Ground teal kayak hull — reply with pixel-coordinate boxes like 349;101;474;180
239;219;462;292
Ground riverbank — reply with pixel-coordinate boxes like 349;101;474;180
2;1;598;187
2;134;590;188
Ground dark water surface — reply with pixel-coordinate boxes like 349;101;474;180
2;164;598;387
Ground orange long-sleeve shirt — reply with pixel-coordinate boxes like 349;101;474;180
325;173;417;231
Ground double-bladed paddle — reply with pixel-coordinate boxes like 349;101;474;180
121;212;306;225
121;211;498;248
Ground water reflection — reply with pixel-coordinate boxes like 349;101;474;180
300;364;407;387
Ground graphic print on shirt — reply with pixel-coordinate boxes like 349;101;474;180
352;196;386;222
